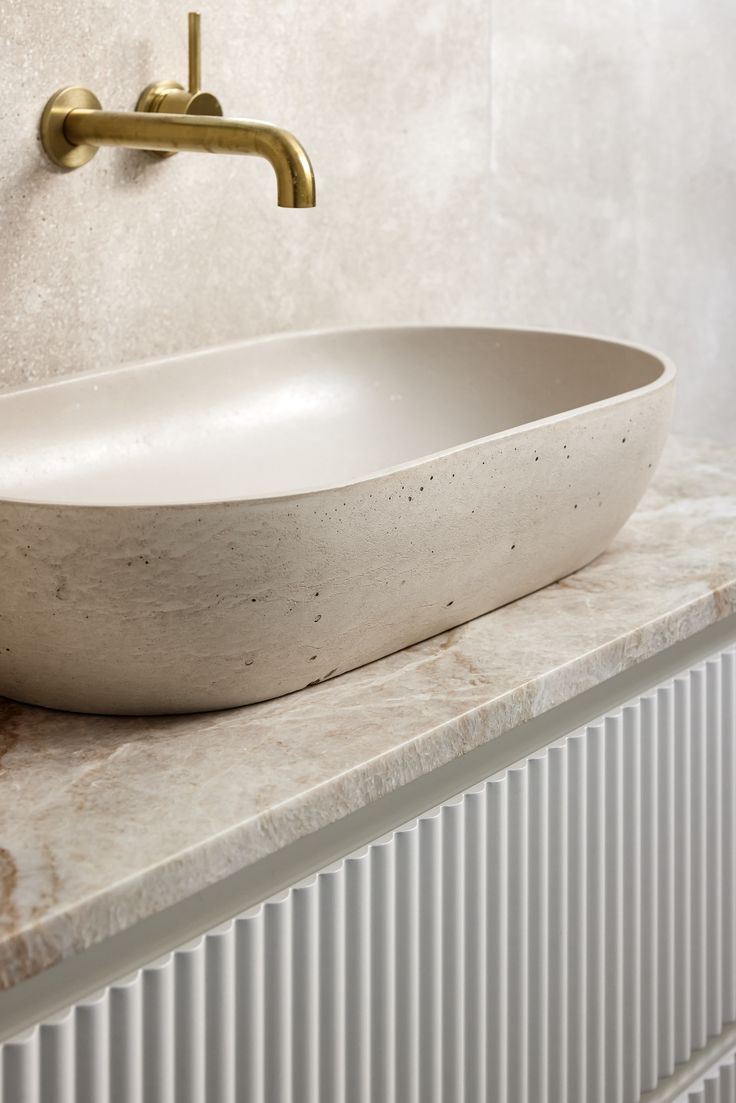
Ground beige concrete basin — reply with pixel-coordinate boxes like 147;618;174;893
0;326;675;714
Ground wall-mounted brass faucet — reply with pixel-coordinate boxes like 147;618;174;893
39;12;316;208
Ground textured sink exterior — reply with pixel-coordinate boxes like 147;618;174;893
0;326;675;714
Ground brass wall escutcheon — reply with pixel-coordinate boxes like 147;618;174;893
40;86;103;169
39;11;315;208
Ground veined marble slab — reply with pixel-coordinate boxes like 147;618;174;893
1;435;735;992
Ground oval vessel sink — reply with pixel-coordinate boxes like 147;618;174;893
0;326;675;714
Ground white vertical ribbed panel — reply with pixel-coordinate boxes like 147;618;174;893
2;642;735;1103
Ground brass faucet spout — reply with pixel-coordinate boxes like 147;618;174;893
63;110;316;208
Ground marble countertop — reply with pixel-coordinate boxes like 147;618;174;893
1;434;735;993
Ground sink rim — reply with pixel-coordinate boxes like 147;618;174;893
0;323;676;511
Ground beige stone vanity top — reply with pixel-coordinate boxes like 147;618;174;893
1;434;735;993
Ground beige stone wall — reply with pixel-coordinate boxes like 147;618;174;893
1;0;734;441
486;0;736;443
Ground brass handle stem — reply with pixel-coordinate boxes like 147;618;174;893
188;12;201;94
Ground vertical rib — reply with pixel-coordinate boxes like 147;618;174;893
319;867;346;1103
76;995;110;1103
674;675;693;1063
527;754;549;1103
109;979;142;1103
463;789;487;1103
205;928;235;1103
394;827;420;1103
174;942;205;1103
486;778;508;1103
723;651;736;1025
567;733;587;1103
622;703;642;1102
706;658;724;1038
586;724;605;1103
604;715;624;1103
234;910;264;1102
291;883;319;1103
507;766;529;1103
344;855;370;1103
547;743;568;1103
142;961;173;1103
442;801;465;1102
640;695;658;1092
657;683;676;1080
691;668;708;1051
418;812;443;1103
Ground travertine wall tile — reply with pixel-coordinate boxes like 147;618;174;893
486;0;736;442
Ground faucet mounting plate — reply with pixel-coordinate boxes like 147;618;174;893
135;80;223;158
40;86;102;169
136;81;186;115
136;80;222;119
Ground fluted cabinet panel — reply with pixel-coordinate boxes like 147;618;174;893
2;643;735;1103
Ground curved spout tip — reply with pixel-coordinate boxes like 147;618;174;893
273;131;316;208
281;189;316;210
280;186;316;209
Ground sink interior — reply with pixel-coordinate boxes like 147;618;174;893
0;327;667;506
